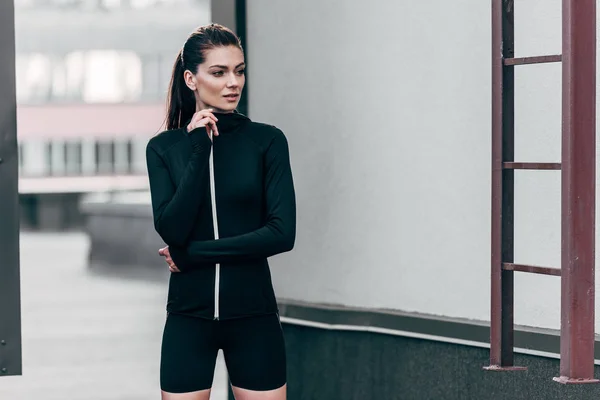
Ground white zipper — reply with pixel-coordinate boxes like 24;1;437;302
208;131;220;320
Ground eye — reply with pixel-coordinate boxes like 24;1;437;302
212;71;224;77
236;69;246;75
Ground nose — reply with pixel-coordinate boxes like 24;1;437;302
226;72;240;88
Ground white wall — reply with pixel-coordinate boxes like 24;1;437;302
247;0;600;332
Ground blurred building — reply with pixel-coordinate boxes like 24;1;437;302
14;0;211;230
8;1;600;399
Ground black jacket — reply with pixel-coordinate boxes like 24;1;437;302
146;111;296;320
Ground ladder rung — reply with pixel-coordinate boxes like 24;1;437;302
504;55;562;66
502;263;561;276
503;162;561;170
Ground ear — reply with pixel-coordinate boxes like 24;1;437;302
183;70;197;91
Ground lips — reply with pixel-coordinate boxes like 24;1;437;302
223;94;239;98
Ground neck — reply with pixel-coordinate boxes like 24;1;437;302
196;102;234;114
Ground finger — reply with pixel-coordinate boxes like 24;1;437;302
195;109;218;124
212;119;219;136
190;116;219;137
200;108;216;116
195;116;213;129
165;257;173;264
189;117;212;133
199;110;218;122
204;119;218;139
208;119;219;137
188;113;212;132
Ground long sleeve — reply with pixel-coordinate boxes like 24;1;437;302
173;132;296;265
146;128;212;247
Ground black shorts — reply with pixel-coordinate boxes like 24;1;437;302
160;312;287;393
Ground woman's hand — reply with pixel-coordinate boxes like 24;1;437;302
186;108;219;138
159;246;181;273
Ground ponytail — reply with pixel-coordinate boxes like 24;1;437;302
165;49;196;130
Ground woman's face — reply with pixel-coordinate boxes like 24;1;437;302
185;45;246;113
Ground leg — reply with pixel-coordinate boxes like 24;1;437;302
231;384;286;400
160;313;219;400
161;389;212;400
222;313;287;400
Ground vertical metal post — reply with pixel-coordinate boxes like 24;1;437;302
486;0;524;371
235;0;248;116
0;0;23;377
210;0;248;117
554;0;598;384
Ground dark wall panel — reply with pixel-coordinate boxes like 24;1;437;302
0;0;23;378
280;324;600;400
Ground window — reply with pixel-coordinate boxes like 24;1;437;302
113;140;133;174
16;50;144;104
15;53;52;102
80;50;143;103
19;140;49;176
95;141;115;174
65;141;83;175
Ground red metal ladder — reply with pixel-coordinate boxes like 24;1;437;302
485;0;597;383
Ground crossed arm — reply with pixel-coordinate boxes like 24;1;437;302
149;131;296;271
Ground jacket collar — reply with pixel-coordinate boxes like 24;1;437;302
213;110;251;133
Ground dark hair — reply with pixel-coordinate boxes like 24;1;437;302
165;23;243;130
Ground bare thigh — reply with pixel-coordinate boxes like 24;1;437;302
231;383;286;400
161;388;212;400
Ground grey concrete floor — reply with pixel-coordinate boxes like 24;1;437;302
0;232;228;400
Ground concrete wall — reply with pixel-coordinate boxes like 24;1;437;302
81;200;166;278
246;0;600;332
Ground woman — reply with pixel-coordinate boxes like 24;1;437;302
145;24;296;400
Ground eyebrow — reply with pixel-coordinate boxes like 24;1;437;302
209;62;246;69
